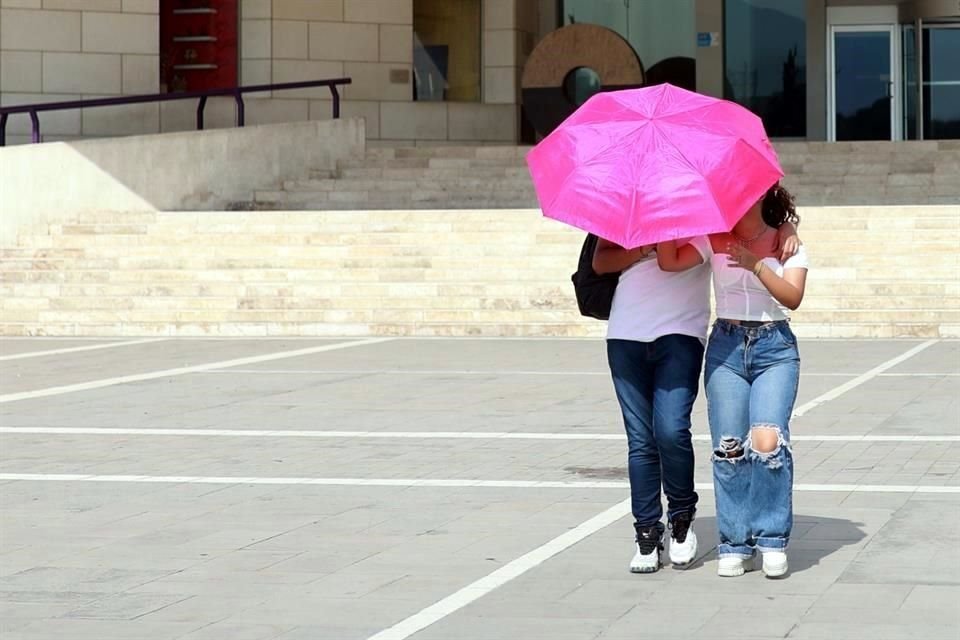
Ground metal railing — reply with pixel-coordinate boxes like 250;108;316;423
0;77;352;146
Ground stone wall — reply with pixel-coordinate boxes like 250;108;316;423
0;0;160;145
0;0;543;145
238;0;530;145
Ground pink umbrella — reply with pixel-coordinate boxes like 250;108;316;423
526;83;784;249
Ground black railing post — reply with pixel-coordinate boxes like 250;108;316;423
29;110;40;143
235;91;245;127
0;113;7;147
329;85;341;119
197;96;208;130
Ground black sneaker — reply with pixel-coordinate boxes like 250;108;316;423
668;511;698;566
630;524;663;573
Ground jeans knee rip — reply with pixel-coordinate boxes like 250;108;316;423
747;424;791;469
712;436;745;463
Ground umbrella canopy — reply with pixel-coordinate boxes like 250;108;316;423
526;83;784;248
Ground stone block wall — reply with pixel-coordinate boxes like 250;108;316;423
0;0;160;144
1;0;545;145
241;0;530;145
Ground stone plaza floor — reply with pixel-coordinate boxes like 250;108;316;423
0;336;958;639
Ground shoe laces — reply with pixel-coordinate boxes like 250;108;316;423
669;513;692;544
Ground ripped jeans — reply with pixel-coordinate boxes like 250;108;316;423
704;319;800;557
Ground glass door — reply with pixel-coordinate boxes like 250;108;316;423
922;24;960;139
829;25;899;140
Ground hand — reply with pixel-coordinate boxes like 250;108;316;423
630;244;655;264
774;234;801;262
725;242;760;272
774;226;801;261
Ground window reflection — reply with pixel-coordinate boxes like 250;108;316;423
563;0;696;90
834;31;891;141
413;0;481;102
903;25;918;140
724;0;806;137
923;26;960;139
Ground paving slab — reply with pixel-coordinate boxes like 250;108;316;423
0;337;957;640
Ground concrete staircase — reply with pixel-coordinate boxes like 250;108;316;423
240;141;960;211
2;205;957;338
244;146;538;211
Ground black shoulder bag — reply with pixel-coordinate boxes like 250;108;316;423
571;233;621;320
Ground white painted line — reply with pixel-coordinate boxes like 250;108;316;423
0;474;957;494
0;338;394;404
202;368;614;376
792;340;940;417
197;369;958;378
789;434;960;443
199;368;868;377
0;473;626;489
0;338;166;361
877;372;960;377
2;427;959;443
366;498;632;640
794;484;960;494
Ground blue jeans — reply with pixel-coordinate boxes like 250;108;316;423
704;319;800;557
607;335;702;529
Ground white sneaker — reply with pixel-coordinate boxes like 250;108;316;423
668;513;697;566
629;525;663;573
717;553;756;577
761;551;788;578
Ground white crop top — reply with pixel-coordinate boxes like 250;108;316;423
702;241;809;321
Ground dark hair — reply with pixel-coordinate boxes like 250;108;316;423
761;184;799;228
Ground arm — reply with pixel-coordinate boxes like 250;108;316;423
592;238;652;274
656;239;706;272
774;221;801;261
726;244;807;310
759;266;807;310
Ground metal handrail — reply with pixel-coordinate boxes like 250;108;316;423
0;77;352;146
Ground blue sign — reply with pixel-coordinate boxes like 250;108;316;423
697;32;720;47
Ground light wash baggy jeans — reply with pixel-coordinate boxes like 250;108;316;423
704;319;800;557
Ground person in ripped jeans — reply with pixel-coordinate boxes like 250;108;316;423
657;183;808;578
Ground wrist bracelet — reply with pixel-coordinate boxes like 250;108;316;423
753;262;764;276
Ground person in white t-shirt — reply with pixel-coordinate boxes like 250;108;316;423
592;204;799;574
657;184;808;579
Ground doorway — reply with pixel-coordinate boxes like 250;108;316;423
828;24;901;141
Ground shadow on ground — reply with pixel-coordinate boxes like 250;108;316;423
678;515;867;576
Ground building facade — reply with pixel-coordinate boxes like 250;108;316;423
0;0;957;145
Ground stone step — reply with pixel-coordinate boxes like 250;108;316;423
1;320;949;339
338;157;529;170
30;223;958;245
387;145;532;159
6;293;952;315
251;195;540;210
5;281;953;300
6;306;954;325
790;323;947;339
336;166;532;180
35;205;940;223
285;177;535;192
800;295;959;310
4;203;956;338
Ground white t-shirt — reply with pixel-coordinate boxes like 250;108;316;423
606;236;712;343
702;241;810;321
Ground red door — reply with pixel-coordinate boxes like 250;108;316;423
160;0;238;92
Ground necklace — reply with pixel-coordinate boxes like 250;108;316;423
733;224;769;246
